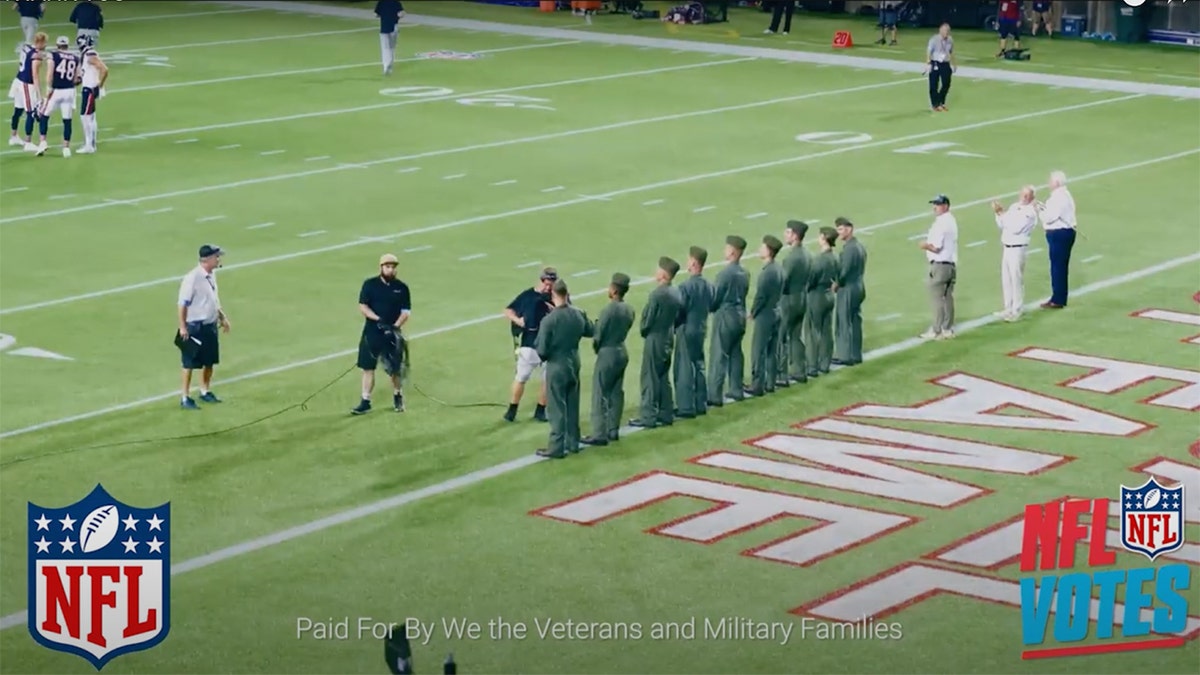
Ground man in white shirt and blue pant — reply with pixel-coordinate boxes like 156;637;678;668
177;244;231;410
992;185;1038;321
1037;170;1077;309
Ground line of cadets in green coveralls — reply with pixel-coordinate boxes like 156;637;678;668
535;218;867;459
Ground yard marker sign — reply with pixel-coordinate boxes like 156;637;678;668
1019;479;1189;659
28;485;170;670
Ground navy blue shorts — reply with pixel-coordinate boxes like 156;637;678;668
998;20;1020;39
181;322;219;369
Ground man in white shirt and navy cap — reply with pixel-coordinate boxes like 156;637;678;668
991;185;1038;321
1037;170;1077;309
177;244;230;410
918;194;958;340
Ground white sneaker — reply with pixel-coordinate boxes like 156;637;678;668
919;330;939;339
62;147;71;158
937;330;956;340
1004;313;1020;322
77;145;95;154
35;141;48;156
23;142;36;152
8;136;24;147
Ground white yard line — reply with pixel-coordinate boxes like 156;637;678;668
174;139;200;145
0;249;1192;632
0;73;916;222
1082;254;1104;264
1029;247;1044;255
195;215;226;223
0;7;263;32
217;144;241;151
442;173;467;180
692;205;717;213
260;150;287;156
875;313;903;322
540;186;565;193
247;222;276;230
1;187;28;193
297;230;326;238
744;212;769;220
2;133;1188;323
145;207;174;215
966;240;988;248
516;260;542;268
404;245;432;253
907;233;926;241
642;199;665;206
572;269;599;277
47;194;77;201
396;167;421;174
458;253;487;261
304;156;331;162
491;179;518;186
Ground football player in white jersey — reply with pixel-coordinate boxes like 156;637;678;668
76;34;106;154
8;32;46;148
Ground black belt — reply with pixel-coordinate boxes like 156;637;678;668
1004;244;1027;248
931;261;955;266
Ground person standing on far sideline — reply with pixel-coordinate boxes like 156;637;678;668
925;23;956;111
991;186;1038;321
1037;170;1077;309
919;195;958;340
177;245;231;410
764;0;794;35
14;1;43;55
69;0;102;47
375;0;405;75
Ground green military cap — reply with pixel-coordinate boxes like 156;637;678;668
610;272;631;290
688;246;708;266
725;235;747;251
834;216;854;228
763;235;783;254
658;256;681;277
786;220;808;237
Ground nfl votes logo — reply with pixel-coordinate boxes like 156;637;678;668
28;485;170;670
1119;477;1184;561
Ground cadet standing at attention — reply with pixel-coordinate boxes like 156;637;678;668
581;273;635;447
747;235;784;397
535;280;593;459
630;257;683;429
674;246;713;418
805;228;839;378
777;220;811;386
832;217;867;366
707;236;750;406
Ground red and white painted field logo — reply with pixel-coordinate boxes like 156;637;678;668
1120;477;1184;560
28;484;170;670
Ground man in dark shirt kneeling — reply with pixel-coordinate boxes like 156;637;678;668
352;254;412;415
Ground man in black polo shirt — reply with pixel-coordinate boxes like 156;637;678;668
352;254;412;415
14;1;43;54
69;0;102;47
374;0;404;75
502;267;557;423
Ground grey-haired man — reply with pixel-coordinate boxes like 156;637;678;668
177;244;230;410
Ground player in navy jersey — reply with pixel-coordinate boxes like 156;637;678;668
76;34;107;154
36;36;80;157
8;32;46;149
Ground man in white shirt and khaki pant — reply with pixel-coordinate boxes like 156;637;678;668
992;186;1038;321
1037;170;1077;309
919;194;958;339
177;244;231;410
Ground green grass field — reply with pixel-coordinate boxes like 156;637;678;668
0;2;1198;673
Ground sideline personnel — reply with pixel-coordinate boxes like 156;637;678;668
352;254;411;415
582;273;635;447
374;0;404;75
919;195;959;340
504;268;557;422
992;185;1037;321
535;280;593;459
177;244;230;410
1037;170;1077;309
707;236;750;406
925;23;955;111
778;220;810;385
630;257;682;429
674;246;712;418
832;217;867;366
14;1;42;54
69;0;102;47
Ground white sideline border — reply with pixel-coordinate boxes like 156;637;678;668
1;250;1196;632
0;94;1162;317
1;144;1194;439
216;0;1200;99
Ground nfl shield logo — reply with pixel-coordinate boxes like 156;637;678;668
28;484;170;670
1119;477;1185;561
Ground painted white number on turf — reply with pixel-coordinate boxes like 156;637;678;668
793;131;873;145
379;86;455;98
103;53;173;68
455;94;555;111
893;141;988;158
0;333;72;361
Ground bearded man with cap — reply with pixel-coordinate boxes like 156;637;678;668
351;253;412;415
805;228;839;377
707;235;751;406
747;235;784;396
581;273;635;447
630;257;683;429
503;267;557;423
177;244;230;410
778;221;811;385
535;280;593;458
673;246;713;418
832;217;867;366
